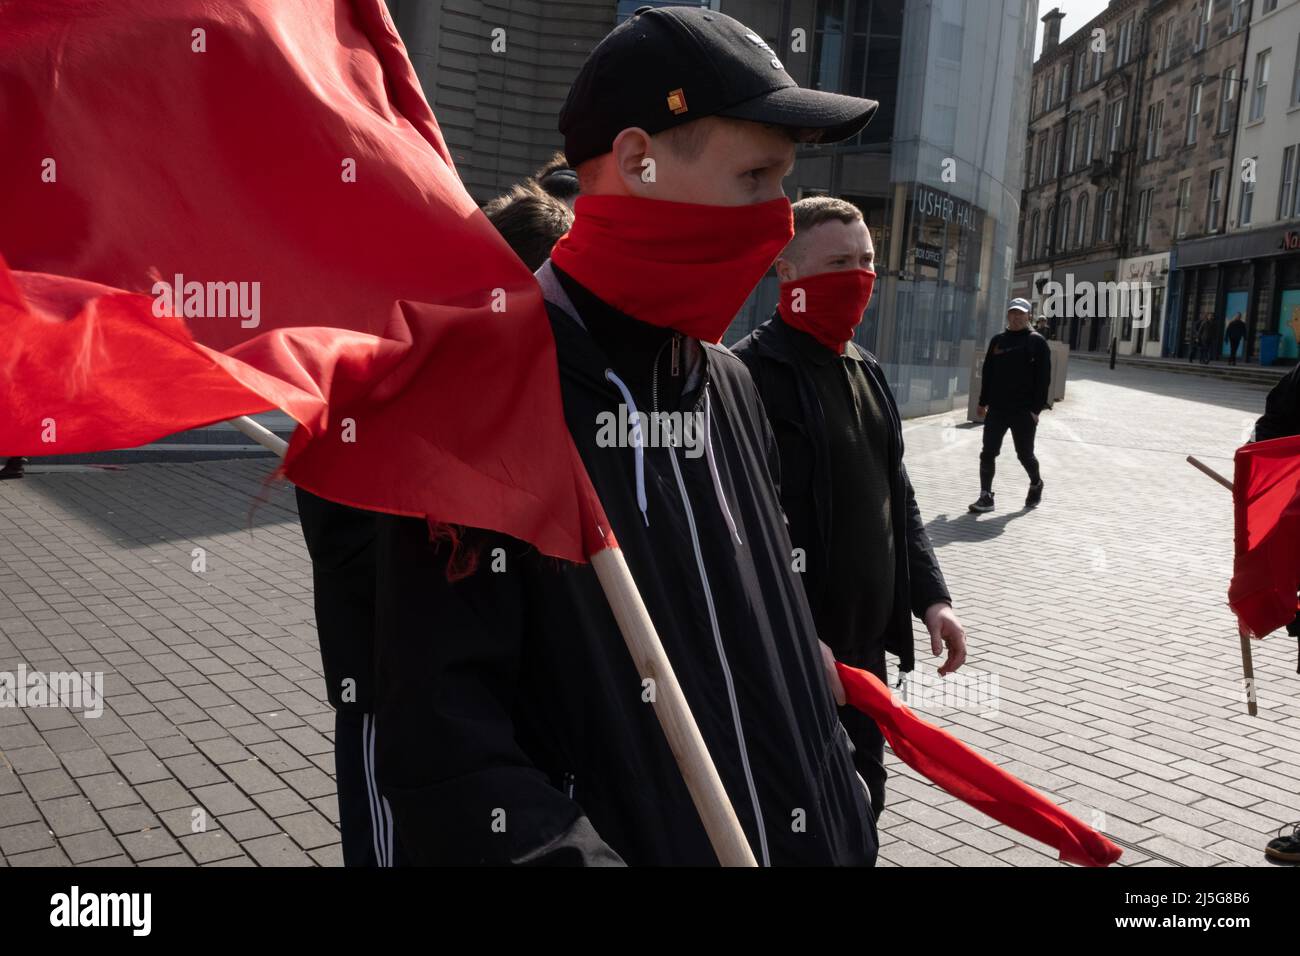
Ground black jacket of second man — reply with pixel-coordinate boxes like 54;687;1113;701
733;316;950;675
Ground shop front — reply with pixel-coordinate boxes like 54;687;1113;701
1172;225;1300;364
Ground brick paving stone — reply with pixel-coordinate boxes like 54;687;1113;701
190;781;256;817
243;833;314;867
118;828;182;862
277;810;339;851
61;829;125;864
40;795;102;838
79;772;138;811
100;803;161;836
0;822;56;856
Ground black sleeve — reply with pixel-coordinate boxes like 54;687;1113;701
1255;366;1300;442
1033;336;1053;413
901;463;952;619
372;514;623;866
977;336;997;407
294;487;377;711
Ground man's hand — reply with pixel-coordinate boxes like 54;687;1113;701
924;603;967;676
977;404;988;418
1030;411;1039;424
819;640;846;706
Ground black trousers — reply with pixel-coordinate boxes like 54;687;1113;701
837;647;888;822
334;710;403;866
980;406;1041;492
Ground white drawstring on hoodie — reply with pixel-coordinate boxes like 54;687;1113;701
604;368;741;546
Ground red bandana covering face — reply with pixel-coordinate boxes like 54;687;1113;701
549;194;793;343
777;268;876;353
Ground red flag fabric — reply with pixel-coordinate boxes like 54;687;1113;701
0;0;613;562
836;662;1123;867
1228;435;1300;636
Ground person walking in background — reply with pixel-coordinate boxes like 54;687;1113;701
1226;312;1246;366
0;457;26;480
969;298;1050;514
1199;314;1216;365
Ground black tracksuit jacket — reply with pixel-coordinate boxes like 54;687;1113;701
366;268;877;866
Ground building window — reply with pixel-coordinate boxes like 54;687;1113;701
812;0;847;93
1208;167;1224;231
1219;66;1237;133
1239;165;1256;225
1186;83;1202;145
1085;112;1097;162
1097;188;1116;243
1075;192;1090;247
1250;50;1270;121
1059;197;1072;251
1146;101;1164;159
1229;0;1246;33
1067;119;1079;171
1053;128;1064;178
1117;18;1133;66
1106;98;1126;154
1161;18;1175;70
1292;34;1300;107
1263;0;1278;13
1281;145;1297;220
1137;188;1153;246
1044;72;1054;111
1175;177;1192;237
1039;132;1050;182
1092;44;1104;83
1046;205;1057;254
1196;1;1212;52
1059;63;1070;102
1030;211;1041;258
1076;49;1087;90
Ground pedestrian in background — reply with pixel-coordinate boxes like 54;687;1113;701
970;298;1050;513
1226;312;1246;366
1199;314;1216;365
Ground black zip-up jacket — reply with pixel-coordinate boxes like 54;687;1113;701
369;265;878;866
732;316;950;673
977;327;1052;413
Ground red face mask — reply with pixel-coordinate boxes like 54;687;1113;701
549;194;793;343
777;268;876;353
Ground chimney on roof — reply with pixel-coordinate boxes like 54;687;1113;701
1042;7;1065;53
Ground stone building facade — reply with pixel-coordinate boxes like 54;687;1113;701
1014;0;1149;352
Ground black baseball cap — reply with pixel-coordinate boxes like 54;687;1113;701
559;5;879;166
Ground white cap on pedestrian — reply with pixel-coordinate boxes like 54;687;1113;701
1008;297;1031;314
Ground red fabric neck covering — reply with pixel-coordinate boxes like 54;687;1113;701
777;268;876;354
549;194;793;343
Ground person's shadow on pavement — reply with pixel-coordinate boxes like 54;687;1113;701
925;507;1031;546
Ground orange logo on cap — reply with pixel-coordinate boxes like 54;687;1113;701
666;88;688;115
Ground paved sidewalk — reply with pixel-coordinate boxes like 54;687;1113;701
1;360;1297;866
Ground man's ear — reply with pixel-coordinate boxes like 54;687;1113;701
775;256;798;283
610;127;655;196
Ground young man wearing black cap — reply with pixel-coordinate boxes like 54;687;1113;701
734;197;967;821
373;6;882;865
969;298;1051;513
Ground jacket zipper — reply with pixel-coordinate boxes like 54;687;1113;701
654;351;771;867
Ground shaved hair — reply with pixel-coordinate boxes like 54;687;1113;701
783;196;865;263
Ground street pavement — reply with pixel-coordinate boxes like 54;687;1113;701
1;360;1296;866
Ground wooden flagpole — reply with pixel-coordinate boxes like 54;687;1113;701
1185;455;1257;716
236;415;758;866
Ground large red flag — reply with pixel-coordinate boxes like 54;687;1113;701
1228;435;1300;636
837;663;1122;867
0;0;612;562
